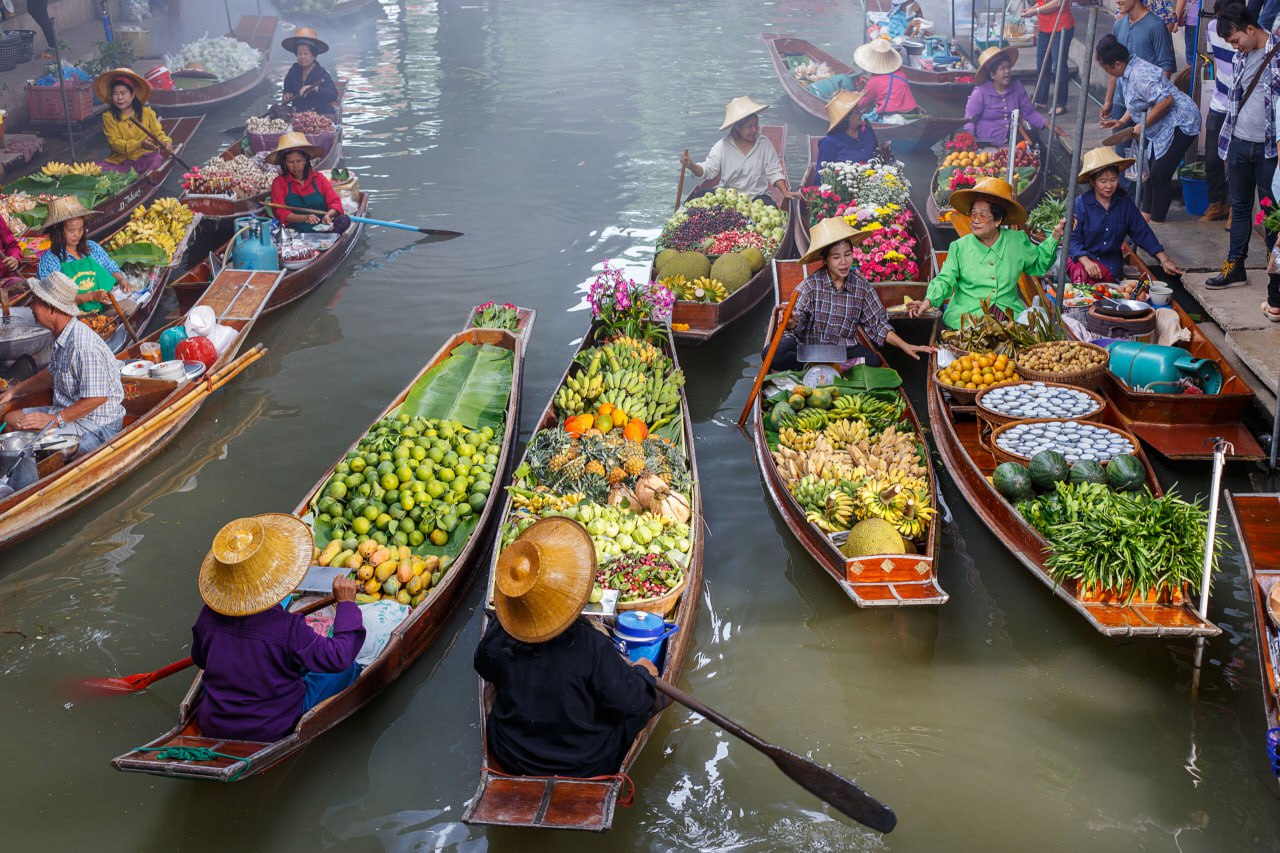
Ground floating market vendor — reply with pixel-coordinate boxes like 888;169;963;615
190;514;365;742
964;46;1047;145
767;217;934;371
810;90;880;183
0;272;124;457
851;39;919;120
474;518;665;778
281;28;340;116
1069;146;1181;285
267;132;351;234
679;97;794;205
94;68;172;175
37;198;132;316
907;177;1063;328
0;209;25;285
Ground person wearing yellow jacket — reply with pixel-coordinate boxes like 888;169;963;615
94;68;172;175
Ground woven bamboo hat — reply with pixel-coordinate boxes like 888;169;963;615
854;39;903;76
974;45;1019;84
282;27;329;55
198;514;314;616
1077;146;1136;184
94;67;151;105
825;89;868;133
41;196;101;232
27;271;80;316
800;216;871;264
493;517;597;643
948;176;1027;226
265;131;324;165
719;96;769;132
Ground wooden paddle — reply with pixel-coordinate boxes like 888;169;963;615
738;288;801;427
128;117;194;172
105;290;140;344
263;202;464;237
675;163;687;213
654;677;897;833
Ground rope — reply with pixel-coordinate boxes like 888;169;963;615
131;746;252;780
484;765;637;808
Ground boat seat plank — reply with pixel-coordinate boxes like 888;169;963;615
465;772;618;830
1234;495;1280;569
1123;420;1263;461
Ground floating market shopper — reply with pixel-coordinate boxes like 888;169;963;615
1068;146;1181;285
36;198;132;317
190;515;365;742
851;39;919;119
281;28;340;116
94;69;172;175
767;217;934;371
810;90;879;183
474;518;664;778
907;177;1063;328
267;132;351;234
679;97;794;205
964;46;1047;145
0;272;124;458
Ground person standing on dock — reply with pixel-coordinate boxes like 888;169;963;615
1102;0;1176;123
1200;15;1236;224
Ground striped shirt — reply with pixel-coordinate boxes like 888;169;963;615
1208;19;1235;114
1217;32;1279;160
49;318;125;431
789;267;890;347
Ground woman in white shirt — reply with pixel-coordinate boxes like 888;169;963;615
679;96;794;205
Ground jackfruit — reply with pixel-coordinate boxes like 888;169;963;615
655;248;680;273
839;518;905;558
660;251;712;282
710;252;752;292
741;246;766;272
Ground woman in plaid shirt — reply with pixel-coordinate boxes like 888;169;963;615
768;217;934;371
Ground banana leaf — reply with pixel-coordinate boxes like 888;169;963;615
109;242;168;266
400;342;514;430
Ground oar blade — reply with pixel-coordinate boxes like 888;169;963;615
767;744;897;833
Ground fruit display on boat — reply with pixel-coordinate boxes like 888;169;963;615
102;198;195;264
935;351;1018;392
41;161;102;178
655;187;783;303
551;336;684;433
931;136;1040;221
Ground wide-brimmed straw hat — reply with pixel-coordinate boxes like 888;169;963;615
719;96;769;132
493;517;597;643
1077;146;1136;184
265;131;324;165
825;89;868;133
198;514;314;617
800;216;872;264
27;271;80;316
281;27;329;55
42;196;101;232
94;67;151;104
948;176;1027;226
854;39;903;76
974;45;1019;84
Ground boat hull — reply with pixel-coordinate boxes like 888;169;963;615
149;17;278;115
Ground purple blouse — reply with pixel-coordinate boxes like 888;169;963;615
191;601;366;741
964;81;1047;145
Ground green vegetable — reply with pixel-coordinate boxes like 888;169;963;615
770;400;797;430
1106;455;1144;491
1067;460;1107;486
993;462;1034;502
1028;450;1069;491
1027;193;1066;235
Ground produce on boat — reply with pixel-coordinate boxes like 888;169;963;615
164;35;264;82
929;132;1041;228
149;17;279;115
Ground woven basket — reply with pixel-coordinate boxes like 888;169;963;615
975;381;1106;429
988;417;1140;467
614;569;688;618
4;29;34;64
1014;341;1109;389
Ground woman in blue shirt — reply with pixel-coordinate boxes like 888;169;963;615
281;28;339;116
809;89;879;184
1068;146;1181;284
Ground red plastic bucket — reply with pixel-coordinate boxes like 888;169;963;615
144;65;174;91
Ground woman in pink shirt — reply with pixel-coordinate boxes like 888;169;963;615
852;39;919;116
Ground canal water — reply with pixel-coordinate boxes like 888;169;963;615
3;1;1280;850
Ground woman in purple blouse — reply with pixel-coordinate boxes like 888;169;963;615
964;46;1047;145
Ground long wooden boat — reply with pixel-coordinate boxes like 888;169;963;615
751;259;946;606
1225;491;1280;779
0;267;283;551
657;124;795;345
171;192;368;316
762;34;964;152
149;16;278;116
863;0;975;95
463;323;704;832
112;308;534;782
925;339;1219;637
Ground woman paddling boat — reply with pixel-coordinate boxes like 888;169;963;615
679;97;795;205
94;69;173;176
266;132;351;234
964;46;1048;145
281;28;340;116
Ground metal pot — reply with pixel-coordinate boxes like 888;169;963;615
35;434;79;462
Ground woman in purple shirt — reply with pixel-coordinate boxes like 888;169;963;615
192;514;365;742
964;46;1048;145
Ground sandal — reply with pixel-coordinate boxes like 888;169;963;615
1054;106;1068;116
1260;301;1280;323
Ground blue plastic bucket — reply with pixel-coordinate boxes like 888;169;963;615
1181;175;1208;218
612;611;678;665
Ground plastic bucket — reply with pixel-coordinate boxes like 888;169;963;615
612;611;678;665
1181;175;1208;218
144;65;174;91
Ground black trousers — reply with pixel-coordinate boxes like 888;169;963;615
26;0;54;50
765;333;882;372
1141;129;1197;221
1205;110;1227;205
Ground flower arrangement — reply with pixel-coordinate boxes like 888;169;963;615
1257;197;1280;232
817;160;912;210
799;185;843;226
850;226;919;283
944;131;977;152
949;170;977;191
472;301;520;330
839;202;910;232
587;261;675;342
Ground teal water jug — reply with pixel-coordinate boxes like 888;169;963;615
230;216;279;271
159;325;188;362
1106;341;1223;394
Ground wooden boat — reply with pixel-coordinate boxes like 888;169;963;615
863;0;975;95
149;17;278;116
761;34;964;153
112;308;534;782
171;192;368;316
925;340;1219;637
1225;491;1280;780
751;259;946;606
927;131;1044;234
657;125;795;345
0;268;283;551
463;323;704;832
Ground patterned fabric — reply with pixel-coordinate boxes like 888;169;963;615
1217;32;1278;160
37;240;122;280
1122;56;1202;160
964;81;1047;145
1208;19;1235;114
789;267;890;347
1145;0;1177;26
48;318;125;431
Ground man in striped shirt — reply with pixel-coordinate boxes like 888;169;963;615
1201;16;1236;223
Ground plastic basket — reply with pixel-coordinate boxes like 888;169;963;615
26;81;96;123
0;32;21;72
4;29;34;64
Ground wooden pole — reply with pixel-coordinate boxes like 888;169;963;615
47;21;77;160
1053;5;1098;319
106;291;140;344
674;164;687;213
738;278;800;428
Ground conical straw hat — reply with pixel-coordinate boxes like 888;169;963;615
974;45;1019;84
42;196;101;231
282;27;330;55
265;131;324;165
94;67;151;104
800;216;872;264
854;39;903;75
198;514;314;616
1077;146;1136;184
719;96;769;132
494;517;597;643
825;89;868;134
948;176;1027;226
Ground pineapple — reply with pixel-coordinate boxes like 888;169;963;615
561;454;587;483
608;466;627;485
619;441;646;477
585;460;606;477
548;452;572;473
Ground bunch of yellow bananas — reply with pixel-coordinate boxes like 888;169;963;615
41;161;102;178
104;199;196;263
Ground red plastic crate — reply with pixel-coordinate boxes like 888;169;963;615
26;81;95;122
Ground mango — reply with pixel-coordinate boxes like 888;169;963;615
410;592;426;607
369;547;391;566
343;553;363;571
411;558;427;577
382;576;402;596
396;589;412;605
424;555;440;573
355;593;380;604
318;540;342;567
356;564;375;582
330;550;353;571
406;574;423;595
375;559;398;583
358;540;379;558
397;545;411;561
430;570;442;588
396;561;414;584
363;578;381;595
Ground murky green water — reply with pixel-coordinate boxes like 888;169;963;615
3;1;1280;850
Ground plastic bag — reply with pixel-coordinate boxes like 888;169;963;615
356;600;410;666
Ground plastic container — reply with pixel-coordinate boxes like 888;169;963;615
0;31;21;71
1147;284;1172;306
115;26;150;58
144;65;174;91
4;29;35;64
26;81;95;122
1106;341;1224;394
158;325;189;362
1181;174;1208;218
612;611;678;666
